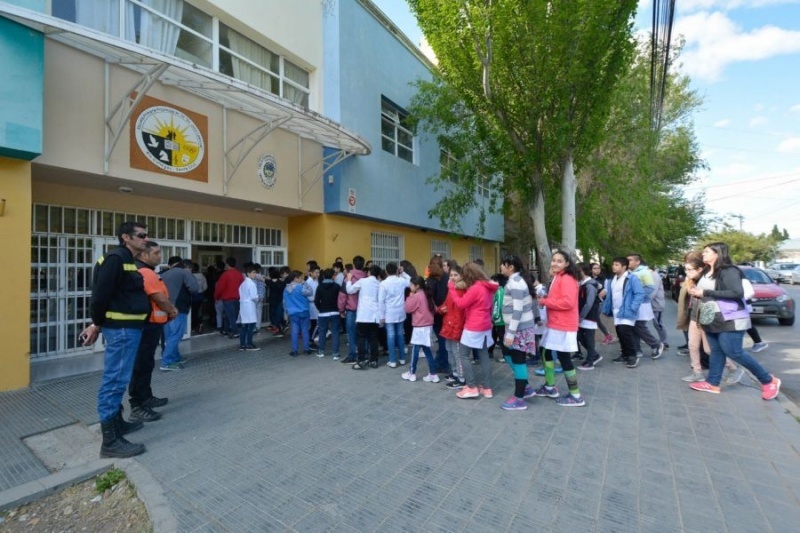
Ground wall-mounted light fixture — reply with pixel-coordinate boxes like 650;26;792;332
0;198;5;217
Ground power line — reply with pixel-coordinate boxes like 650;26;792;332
684;171;800;191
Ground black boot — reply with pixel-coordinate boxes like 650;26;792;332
100;419;145;458
115;408;143;435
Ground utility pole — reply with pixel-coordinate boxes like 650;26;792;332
731;214;744;231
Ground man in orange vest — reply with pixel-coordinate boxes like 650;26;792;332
128;240;178;422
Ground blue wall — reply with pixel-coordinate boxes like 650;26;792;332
0;1;45;160
323;0;503;241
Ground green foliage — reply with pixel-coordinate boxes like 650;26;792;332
95;468;126;493
700;227;781;263
770;224;790;241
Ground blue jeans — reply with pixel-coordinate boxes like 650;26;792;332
240;322;255;348
410;344;435;375
161;312;187;366
433;324;450;373
223;299;239;335
705;330;772;386
385;321;405;363
97;327;142;423
290;313;310;352
346;310;358;358
317;314;341;355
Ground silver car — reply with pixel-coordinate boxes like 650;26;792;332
791;266;800;285
771;263;799;283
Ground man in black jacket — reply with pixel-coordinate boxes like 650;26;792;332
79;221;151;459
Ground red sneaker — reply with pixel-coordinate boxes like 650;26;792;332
689;381;720;394
456;386;480;399
762;375;781;400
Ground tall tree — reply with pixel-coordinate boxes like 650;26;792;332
408;0;638;274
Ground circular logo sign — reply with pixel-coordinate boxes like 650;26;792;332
134;106;204;173
258;155;277;189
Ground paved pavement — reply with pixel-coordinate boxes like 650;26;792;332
2;304;800;532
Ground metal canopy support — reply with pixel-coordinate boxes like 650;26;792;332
103;62;169;174
223;115;291;195
299;148;356;201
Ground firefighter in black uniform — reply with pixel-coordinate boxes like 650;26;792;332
80;221;151;458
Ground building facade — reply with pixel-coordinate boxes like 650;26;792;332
0;0;369;389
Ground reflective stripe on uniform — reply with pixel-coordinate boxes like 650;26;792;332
105;311;148;321
123;263;138;271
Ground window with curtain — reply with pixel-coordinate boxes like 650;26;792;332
220;23;279;94
137;0;183;55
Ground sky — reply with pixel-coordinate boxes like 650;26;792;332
370;0;800;239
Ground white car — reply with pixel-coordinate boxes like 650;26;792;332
771;263;799;283
791;266;800;285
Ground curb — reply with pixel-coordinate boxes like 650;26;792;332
0;458;177;533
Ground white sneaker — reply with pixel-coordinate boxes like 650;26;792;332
401;371;417;382
387;361;397;368
422;374;440;383
399;359;406;365
316;352;325;358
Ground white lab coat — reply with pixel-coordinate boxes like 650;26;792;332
238;277;259;324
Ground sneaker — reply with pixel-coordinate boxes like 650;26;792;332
534;366;563;376
572;352;584;361
273;331;285;338
501;397;528;411
423;374;440;383
751;342;769;353
612;356;626;364
401;371;417;382
725;367;745;385
532;385;559;398
317;352;325;358
636;351;644;359
626;358;639;368
593;355;603;365
445;375;457;383
289;351;299;357
456;386;480;399
129;405;162;422
340;357;356;364
480;387;493;399
555;394;586;407
682;371;706;382
304;350;313;355
677;348;690;356
523;385;536;398
245;345;260;351
239;346;247;352
578;361;595;371
651;343;665;360
398;359;406;366
762;375;781;400
387;361;397;368
142;396;168;409
332;354;340;361
602;334;614;345
689;381;721;394
228;333;239;339
677;344;689;351
446;380;466;390
159;362;182;371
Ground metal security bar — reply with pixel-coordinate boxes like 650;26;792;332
371;231;402;267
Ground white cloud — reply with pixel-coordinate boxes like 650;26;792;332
674;12;800;81
777;137;800;153
749;116;768;127
679;0;800;13
790;104;800;113
713;119;732;127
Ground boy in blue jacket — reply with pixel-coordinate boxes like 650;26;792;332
602;257;645;368
284;270;312;356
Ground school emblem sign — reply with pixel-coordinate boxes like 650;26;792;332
130;95;208;182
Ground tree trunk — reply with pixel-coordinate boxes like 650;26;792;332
528;183;552;282
561;150;577;252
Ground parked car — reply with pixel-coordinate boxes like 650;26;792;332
762;265;782;282
789;266;800;285
741;266;795;326
770;263;799;283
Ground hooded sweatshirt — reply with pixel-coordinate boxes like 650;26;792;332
447;280;499;332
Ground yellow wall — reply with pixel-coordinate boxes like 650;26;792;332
288;214;499;273
0;158;32;390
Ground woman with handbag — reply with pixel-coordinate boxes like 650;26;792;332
687;242;781;399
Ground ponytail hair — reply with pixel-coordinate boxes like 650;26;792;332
410;275;435;313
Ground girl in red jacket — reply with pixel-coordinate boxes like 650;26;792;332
402;277;438;383
439;265;466;389
448;262;499;399
532;249;586;407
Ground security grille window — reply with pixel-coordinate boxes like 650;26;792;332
371;231;402;267
94;210;186;241
381;98;414;163
52;0;311;106
469;245;484;262
430;239;450;259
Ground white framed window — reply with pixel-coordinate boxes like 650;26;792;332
477;178;490;199
469;245;484;262
381;98;414;163
439;149;458;183
430;239;450;259
52;0;310;106
371;231;402;267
